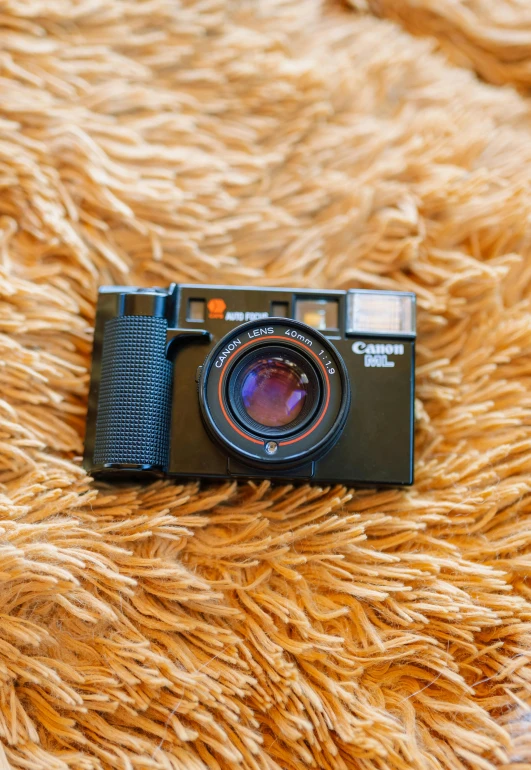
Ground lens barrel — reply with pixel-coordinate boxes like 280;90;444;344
198;318;350;470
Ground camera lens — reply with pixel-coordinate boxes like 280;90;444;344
229;347;320;435
240;355;307;427
199;318;350;470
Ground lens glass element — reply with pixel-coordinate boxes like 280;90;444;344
240;356;309;428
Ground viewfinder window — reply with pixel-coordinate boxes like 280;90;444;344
295;299;338;331
187;299;205;322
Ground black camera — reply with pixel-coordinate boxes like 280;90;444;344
84;284;416;485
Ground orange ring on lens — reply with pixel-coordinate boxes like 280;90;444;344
216;335;331;446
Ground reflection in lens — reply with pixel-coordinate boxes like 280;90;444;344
240;356;308;428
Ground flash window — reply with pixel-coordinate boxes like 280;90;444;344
347;290;415;336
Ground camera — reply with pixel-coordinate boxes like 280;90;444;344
84;284;416;485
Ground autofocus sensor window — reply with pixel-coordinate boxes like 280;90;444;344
228;346;321;436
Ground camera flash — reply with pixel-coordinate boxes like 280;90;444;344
347;290;415;336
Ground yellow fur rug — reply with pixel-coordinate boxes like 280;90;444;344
1;1;530;768
360;0;531;90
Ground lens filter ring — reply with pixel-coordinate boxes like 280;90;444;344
198;318;351;469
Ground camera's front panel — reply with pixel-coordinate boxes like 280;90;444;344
167;285;349;479
168;285;415;485
85;283;415;486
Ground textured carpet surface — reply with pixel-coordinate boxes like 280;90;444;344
360;0;531;90
358;0;531;91
1;1;531;769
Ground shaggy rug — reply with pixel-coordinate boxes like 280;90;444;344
1;1;530;769
360;0;531;90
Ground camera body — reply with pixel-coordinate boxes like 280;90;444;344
84;284;416;485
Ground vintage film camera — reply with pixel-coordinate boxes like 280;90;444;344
84;284;416;485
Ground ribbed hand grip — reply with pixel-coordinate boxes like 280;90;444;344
93;316;172;468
